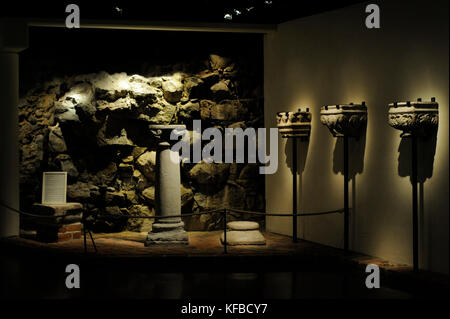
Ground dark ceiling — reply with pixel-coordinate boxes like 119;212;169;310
2;0;365;24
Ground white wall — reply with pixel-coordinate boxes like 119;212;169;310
264;0;449;274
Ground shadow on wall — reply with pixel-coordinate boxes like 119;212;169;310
332;126;367;179
284;138;310;176
397;129;438;269
332;125;367;250
397;131;437;183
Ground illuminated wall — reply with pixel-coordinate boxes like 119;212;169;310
264;0;449;273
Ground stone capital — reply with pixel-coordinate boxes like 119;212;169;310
320;103;367;137
276;108;312;138
388;99;438;138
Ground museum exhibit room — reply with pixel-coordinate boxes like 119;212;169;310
0;0;448;308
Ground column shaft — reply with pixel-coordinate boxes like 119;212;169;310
155;142;181;223
0;52;20;237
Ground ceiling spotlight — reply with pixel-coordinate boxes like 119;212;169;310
233;9;242;15
264;0;273;5
246;6;255;12
224;13;233;20
114;6;123;15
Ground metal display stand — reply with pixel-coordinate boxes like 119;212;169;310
388;97;438;271
320;102;367;252
276;108;312;242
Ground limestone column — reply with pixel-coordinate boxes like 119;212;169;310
145;125;189;245
0;19;28;238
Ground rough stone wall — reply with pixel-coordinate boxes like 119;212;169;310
18;54;265;232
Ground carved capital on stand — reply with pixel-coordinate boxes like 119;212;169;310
276;108;312;138
388;98;438;138
320;102;367;138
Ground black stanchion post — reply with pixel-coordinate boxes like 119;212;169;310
82;213;87;254
344;135;349;252
223;208;227;254
89;230;97;253
292;138;298;243
412;135;418;271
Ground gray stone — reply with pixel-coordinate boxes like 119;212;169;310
32;202;83;227
95;162;117;185
97;97;138;112
178;101;200;121
126;205;154;232
54;83;95;122
118;163;134;178
136;151;156;181
210;80;231;100
68;83;96;118
133;169;149;192
145;222;188;245
92;72;130;101
97;116;135;147
220;230;266;245
67;182;100;202
48;124;67;153
33;202;83;217
128;74;159;103
105;190;126;206
21;134;45;175
55;154;79;178
125;190;139;205
132;146;147;159
227;221;259;231
189;162;230;185
18;120;37;144
200;99;247;121
122;156;134;164
192;184;245;212
209;54;230;70
162;78;184;103
54;97;80;123
141;186;155;206
180;185;194;212
105;206;122;215
138;101;177;124
183;77;204;99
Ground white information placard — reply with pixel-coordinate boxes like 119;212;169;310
42;172;67;204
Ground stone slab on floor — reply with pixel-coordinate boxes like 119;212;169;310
220;230;266;245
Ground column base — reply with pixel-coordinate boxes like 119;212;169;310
145;221;189;246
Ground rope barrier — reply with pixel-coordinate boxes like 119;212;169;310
0;200;343;220
0;199;346;254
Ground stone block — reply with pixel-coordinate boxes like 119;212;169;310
220;220;266;246
227;221;259;231
33;203;83;243
220;230;266;246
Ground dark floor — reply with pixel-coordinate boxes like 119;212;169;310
0;231;448;299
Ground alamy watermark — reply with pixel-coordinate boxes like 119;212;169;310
365;264;380;289
65;264;80;289
65;4;80;29
365;4;380;29
169;120;279;175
